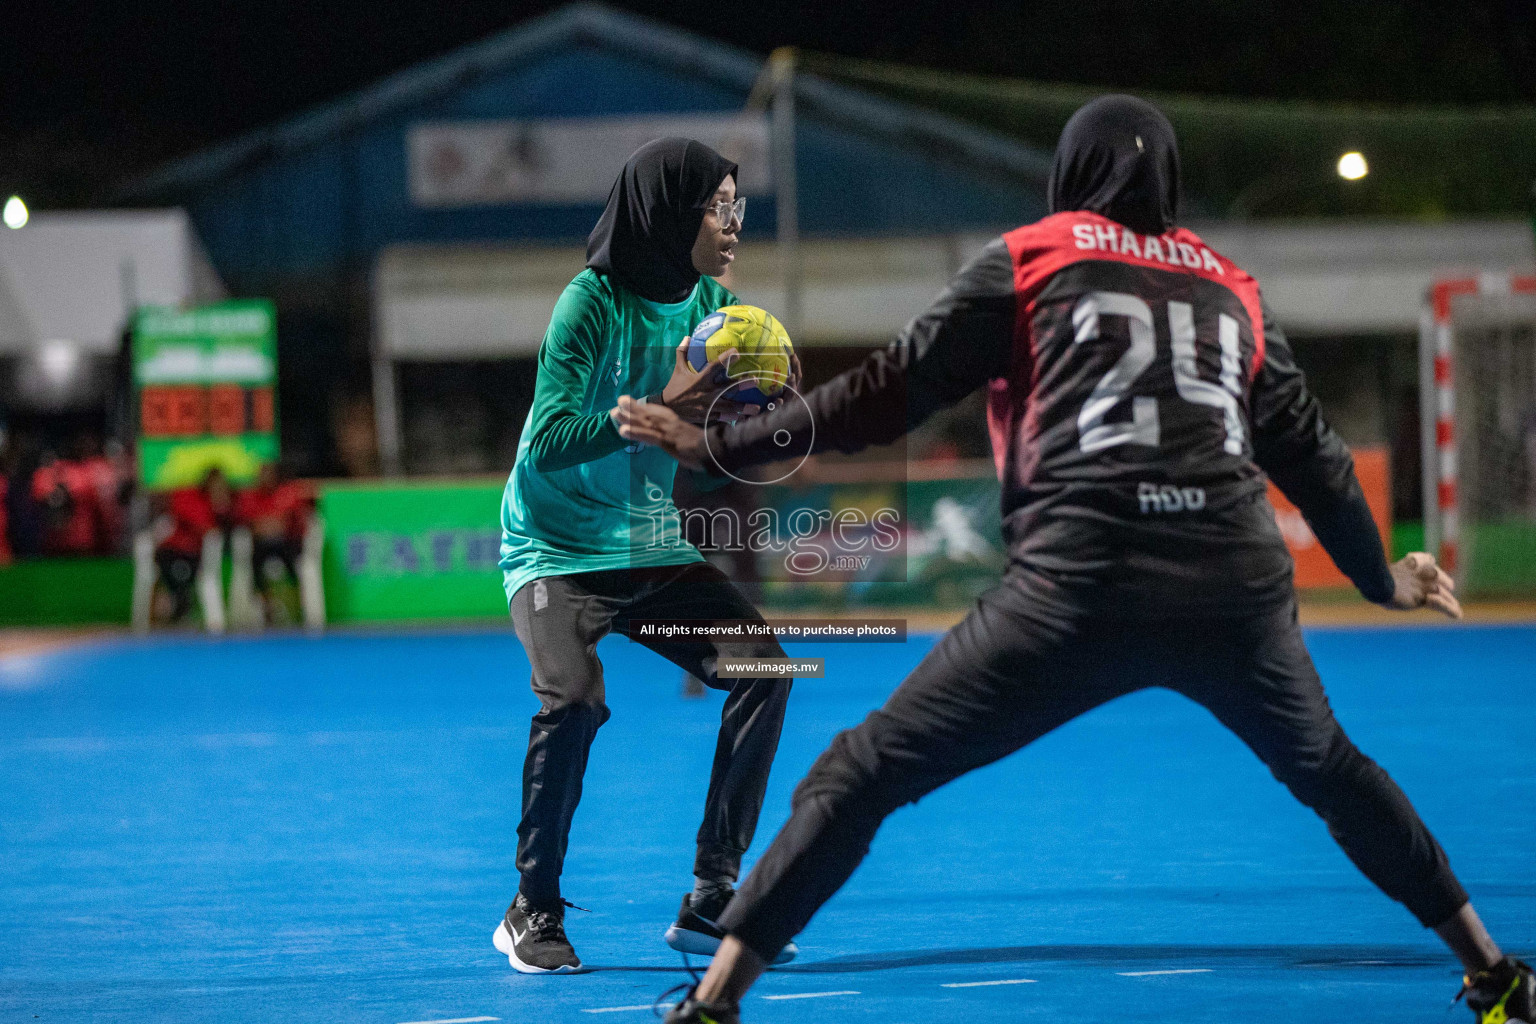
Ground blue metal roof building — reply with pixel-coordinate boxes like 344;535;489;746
124;3;1052;289
119;4;1058;475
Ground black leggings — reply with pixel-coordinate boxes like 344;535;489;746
510;561;792;901
154;548;199;623
718;584;1469;960
252;536;299;591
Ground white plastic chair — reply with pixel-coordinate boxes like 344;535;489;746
226;527;260;630
298;515;326;632
197;529;226;634
130;527;159;635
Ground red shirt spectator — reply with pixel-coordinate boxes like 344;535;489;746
31;458;101;555
161;487;220;558
235;471;312;544
160;469;235;558
80;451;127;553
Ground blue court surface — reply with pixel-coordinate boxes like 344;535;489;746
1;623;1531;1023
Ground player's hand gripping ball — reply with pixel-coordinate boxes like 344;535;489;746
687;305;794;407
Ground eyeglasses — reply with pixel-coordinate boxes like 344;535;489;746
704;197;746;228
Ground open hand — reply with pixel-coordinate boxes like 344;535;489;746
658;338;758;425
612;395;709;470
1383;552;1462;619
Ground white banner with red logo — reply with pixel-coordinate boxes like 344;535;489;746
407;113;770;208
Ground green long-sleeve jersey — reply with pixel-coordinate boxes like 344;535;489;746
499;268;736;602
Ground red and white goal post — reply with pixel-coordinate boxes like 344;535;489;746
1420;272;1536;598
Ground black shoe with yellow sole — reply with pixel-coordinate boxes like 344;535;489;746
663;986;741;1024
1457;956;1534;1024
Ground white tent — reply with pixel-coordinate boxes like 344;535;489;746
0;209;224;411
0;209;224;355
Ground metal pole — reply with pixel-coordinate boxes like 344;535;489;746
371;351;403;477
369;262;403;476
119;255;139;320
770;48;801;338
117;255;140;444
1418;304;1439;559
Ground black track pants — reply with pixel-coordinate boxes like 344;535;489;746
510;561;792;901
717;584;1469;960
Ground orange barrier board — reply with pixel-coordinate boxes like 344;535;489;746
1268;446;1391;589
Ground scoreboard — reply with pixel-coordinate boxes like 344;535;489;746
132;300;278;489
139;382;275;439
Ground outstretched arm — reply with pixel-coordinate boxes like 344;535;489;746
1250;303;1460;617
614;237;1017;472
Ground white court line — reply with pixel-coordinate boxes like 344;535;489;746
762;990;862;1001
1117;968;1213;977
398;1017;500;1024
941;978;1038;988
582;1006;670;1015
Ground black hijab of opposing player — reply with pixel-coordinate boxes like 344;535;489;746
586;137;739;304
1047;95;1181;237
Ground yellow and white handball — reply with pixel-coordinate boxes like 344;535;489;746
686;304;794;406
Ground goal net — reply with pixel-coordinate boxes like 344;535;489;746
1421;273;1536;598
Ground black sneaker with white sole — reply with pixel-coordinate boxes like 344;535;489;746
493;893;585;974
663;891;797;965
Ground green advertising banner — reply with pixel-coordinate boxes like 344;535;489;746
319;480;508;623
754;474;1004;610
133;299;278;489
316;473;1006;624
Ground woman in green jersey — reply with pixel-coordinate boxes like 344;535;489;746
493;138;797;975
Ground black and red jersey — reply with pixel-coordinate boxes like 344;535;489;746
993;212;1265;504
712;210;1393;615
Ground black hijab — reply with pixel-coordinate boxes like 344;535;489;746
1047;95;1180;236
585;137;738;304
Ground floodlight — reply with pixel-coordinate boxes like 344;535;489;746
1337;152;1368;181
3;195;27;229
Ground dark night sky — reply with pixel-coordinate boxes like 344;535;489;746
3;0;1533;203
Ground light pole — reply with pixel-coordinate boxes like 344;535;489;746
768;48;800;339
